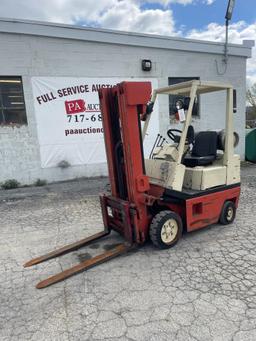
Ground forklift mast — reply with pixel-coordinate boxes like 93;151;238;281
99;82;152;243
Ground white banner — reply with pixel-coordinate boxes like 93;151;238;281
31;77;159;168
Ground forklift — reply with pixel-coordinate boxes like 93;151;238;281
24;80;240;288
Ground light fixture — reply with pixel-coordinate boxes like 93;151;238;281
225;0;235;21
223;0;236;64
0;80;21;83
142;59;152;71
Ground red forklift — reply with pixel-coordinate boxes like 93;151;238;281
25;80;240;288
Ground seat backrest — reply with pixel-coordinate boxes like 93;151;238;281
187;125;195;144
192;131;218;157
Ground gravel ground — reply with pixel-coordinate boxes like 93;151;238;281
0;165;256;341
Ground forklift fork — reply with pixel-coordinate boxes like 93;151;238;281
36;243;131;289
24;230;109;268
24;195;135;289
24;231;133;289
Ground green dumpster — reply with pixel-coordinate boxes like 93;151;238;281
245;128;256;162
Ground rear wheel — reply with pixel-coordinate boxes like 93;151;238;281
219;201;236;225
150;210;183;249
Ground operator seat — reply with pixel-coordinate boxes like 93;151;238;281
183;131;218;167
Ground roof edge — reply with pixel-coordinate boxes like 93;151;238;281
0;17;253;58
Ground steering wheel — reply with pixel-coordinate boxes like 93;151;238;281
167;126;195;144
167;129;182;142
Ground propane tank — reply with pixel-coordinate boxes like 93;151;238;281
217;130;239;150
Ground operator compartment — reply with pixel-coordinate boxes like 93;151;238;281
144;80;240;192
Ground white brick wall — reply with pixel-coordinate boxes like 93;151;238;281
0;31;248;185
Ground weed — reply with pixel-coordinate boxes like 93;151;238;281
1;179;20;190
34;179;47;187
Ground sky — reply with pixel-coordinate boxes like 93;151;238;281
0;0;255;86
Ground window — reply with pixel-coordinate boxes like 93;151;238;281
169;77;200;117
0;77;27;125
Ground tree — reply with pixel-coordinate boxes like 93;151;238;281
247;83;256;109
246;83;256;124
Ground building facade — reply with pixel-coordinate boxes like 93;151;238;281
0;18;253;185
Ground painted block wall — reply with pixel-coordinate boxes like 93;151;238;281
0;32;247;184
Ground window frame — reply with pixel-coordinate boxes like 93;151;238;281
168;77;200;118
0;76;27;126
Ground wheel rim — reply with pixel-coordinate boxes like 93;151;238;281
227;207;234;221
161;218;178;244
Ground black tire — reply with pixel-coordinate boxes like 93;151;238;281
149;210;183;249
219;201;236;225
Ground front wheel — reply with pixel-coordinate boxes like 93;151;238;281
149;210;183;249
219;201;236;225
